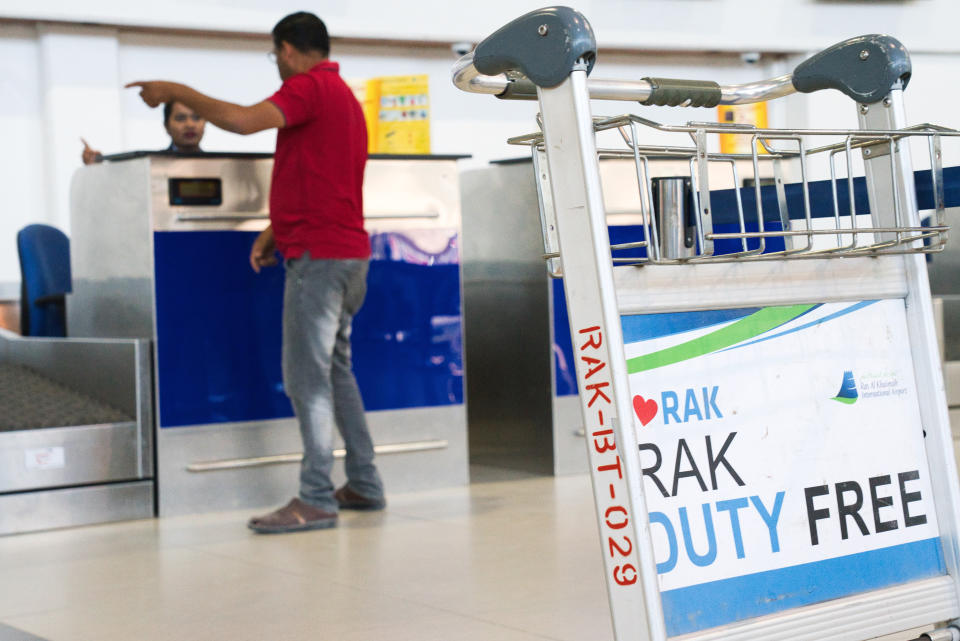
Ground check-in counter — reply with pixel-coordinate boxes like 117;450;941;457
70;151;468;516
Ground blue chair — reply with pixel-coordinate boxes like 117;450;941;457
17;224;72;337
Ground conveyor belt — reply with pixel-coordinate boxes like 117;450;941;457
0;363;131;431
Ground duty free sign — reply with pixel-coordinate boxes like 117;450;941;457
621;299;944;636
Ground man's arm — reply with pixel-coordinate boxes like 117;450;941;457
249;225;277;273
80;138;103;165
125;81;285;134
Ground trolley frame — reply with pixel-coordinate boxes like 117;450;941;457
455;7;960;641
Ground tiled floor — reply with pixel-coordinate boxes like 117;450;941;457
0;468;945;641
0;472;612;641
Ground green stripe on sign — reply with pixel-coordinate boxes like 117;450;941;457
625;304;816;374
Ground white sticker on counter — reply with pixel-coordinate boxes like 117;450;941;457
25;447;66;471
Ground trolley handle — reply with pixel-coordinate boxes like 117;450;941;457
792;34;911;103
452;7;911;106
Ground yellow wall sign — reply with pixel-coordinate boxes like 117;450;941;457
360;74;431;155
717;103;768;155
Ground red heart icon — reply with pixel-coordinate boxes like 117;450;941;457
633;395;658;427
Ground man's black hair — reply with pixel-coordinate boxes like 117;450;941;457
163;102;173;127
272;12;329;57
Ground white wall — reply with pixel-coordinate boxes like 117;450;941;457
117;32;280;154
2;2;960;296
5;1;960;53
0;24;43;296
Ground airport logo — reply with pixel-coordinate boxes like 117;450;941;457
831;370;859;405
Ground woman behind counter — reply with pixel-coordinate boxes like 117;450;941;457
81;101;206;164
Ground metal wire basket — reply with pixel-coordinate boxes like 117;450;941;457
510;115;958;273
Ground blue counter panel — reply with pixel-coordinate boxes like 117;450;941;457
154;230;463;428
154;231;292;428
707;166;960;226
354;231;463;411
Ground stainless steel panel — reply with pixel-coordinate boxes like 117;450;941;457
934;296;946;364
927;208;960;366
0;329;149;418
461;163;554;476
69;158;156;339
926;206;960;296
950;408;960;437
599;157;752;222
0;481;153;536
157;405;468;516
70;159;154;281
939;297;960;362
149;156;272;231
945;362;960;408
367;407;469;491
552;394;589;475
0;422;141;492
364;160;463;240
157;417;298;516
146;156;463;234
0;329;154;479
69;278;156;340
185;440;449;472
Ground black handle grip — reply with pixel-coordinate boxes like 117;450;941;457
642;78;722;108
792;34;911;104
473;6;596;90
496;78;539;101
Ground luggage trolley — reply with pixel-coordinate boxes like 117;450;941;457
454;7;960;641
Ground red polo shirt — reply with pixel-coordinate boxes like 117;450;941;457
266;61;370;259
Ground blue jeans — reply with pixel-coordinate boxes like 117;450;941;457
282;253;383;512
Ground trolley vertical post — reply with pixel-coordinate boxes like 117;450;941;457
537;66;664;641
860;89;960;604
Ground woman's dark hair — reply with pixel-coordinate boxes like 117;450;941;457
163;102;173;127
272;12;329;57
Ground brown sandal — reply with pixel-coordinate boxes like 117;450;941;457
247;498;337;534
335;485;386;511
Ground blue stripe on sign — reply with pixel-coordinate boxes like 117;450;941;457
661;537;946;637
621;308;760;344
722;300;878;355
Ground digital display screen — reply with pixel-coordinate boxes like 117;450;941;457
169;178;223;206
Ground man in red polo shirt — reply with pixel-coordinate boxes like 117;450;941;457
127;11;385;533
